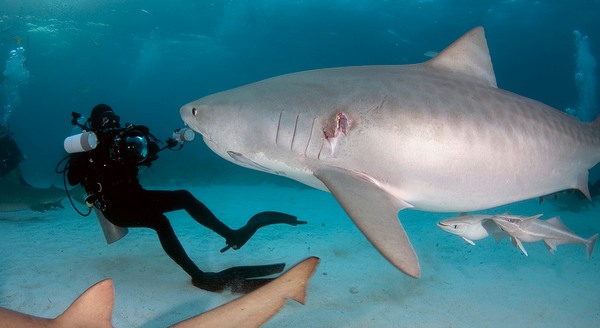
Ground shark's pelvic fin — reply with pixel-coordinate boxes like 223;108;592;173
426;26;497;88
313;166;420;278
576;171;592;201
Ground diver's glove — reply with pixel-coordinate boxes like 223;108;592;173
222;211;307;252
191;262;286;293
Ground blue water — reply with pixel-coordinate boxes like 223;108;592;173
1;1;600;326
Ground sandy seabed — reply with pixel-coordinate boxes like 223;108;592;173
1;182;599;327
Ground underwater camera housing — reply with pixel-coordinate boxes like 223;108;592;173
108;125;150;164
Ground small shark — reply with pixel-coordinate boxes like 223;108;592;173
0;257;320;328
180;27;600;278
437;213;503;245
491;214;599;257
171;256;319;328
0;168;65;212
0;279;114;328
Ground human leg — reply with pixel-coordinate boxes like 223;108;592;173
151;214;204;278
143;189;236;239
104;205;204;278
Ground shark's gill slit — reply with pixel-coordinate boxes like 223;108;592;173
275;110;283;145
290;113;300;151
317;136;324;160
305;117;316;156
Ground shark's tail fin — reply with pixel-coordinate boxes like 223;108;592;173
586;233;599;258
54;279;114;328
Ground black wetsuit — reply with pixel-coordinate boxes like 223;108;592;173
67;125;239;280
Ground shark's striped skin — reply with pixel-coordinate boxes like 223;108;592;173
181;27;600;278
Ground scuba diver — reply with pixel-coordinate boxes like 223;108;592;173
0;125;24;176
63;104;306;293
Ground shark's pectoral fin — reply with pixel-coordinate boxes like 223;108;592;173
514;238;529;256
313;166;420;278
461;237;476;246
226;151;280;175
492;232;505;243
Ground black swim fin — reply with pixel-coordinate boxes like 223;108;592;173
192;262;286;293
221;211;307;252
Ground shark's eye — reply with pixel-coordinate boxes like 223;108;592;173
192;107;198;116
453;225;458;229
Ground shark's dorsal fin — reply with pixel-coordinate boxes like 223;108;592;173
545;216;573;233
54;279;114;327
426;26;497;88
525;214;544;221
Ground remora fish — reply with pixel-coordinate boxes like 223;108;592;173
180;27;600;278
0;257;319;328
437;214;503;245
492;214;599;257
0;168;65;212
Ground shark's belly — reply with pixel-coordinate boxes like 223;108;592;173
343;149;579;212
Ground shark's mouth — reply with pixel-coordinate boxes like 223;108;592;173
227;151;280;175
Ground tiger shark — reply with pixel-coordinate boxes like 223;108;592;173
0;168;65;212
180;27;600;278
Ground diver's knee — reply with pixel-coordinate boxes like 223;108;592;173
177;190;200;204
175;190;193;198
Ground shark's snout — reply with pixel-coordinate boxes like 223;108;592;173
180;103;208;138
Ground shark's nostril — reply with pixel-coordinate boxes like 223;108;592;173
192;107;198;116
